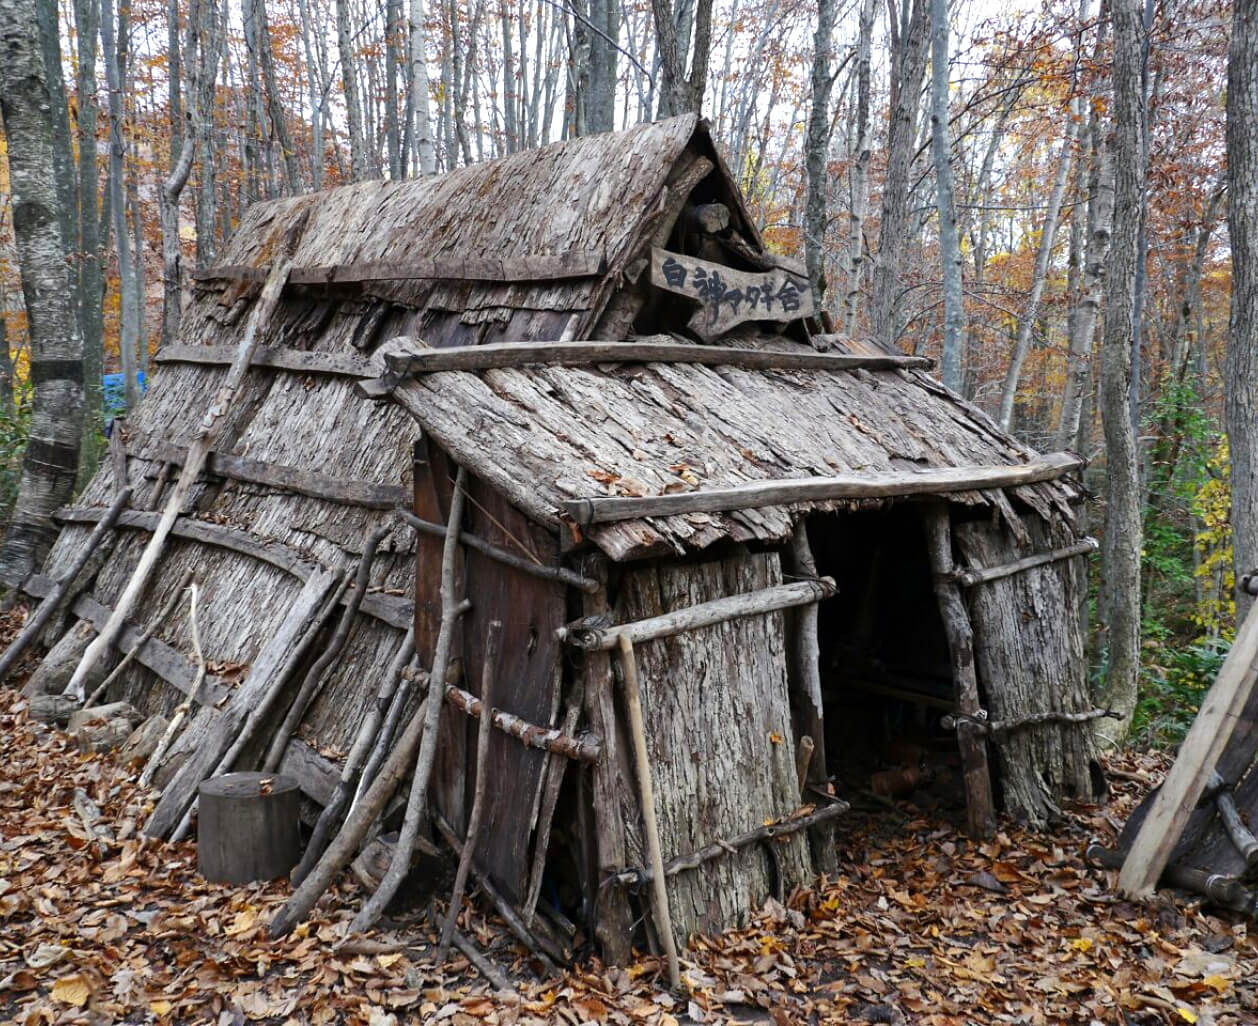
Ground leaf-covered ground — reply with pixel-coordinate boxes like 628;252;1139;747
3;679;1258;1026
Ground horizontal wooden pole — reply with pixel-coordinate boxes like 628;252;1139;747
396;509;598;592
192;251;605;286
139;438;407;510
608;800;849;887
557;577;836;651
23;573;232;706
563;452;1084;526
401;667;602;762
380;338;934;377
54;506;411;630
155;344;375;380
953;536;1098;587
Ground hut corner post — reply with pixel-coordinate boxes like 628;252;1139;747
923;503;996;840
788;521;838;874
579;555;637;965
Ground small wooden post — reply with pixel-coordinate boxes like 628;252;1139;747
197;772;301;883
923;504;995;839
617;635;681;991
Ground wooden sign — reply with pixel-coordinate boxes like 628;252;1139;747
649;247;814;340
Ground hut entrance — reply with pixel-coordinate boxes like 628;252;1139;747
806;506;970;812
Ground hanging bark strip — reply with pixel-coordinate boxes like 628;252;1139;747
263;523;393;772
269;694;436;939
85;567;195;712
349;467;467;936
438;619;501;961
292;625;416;886
923;504;995;840
607;800;849;888
617;635;681;991
64;212;310;701
0;486;132;687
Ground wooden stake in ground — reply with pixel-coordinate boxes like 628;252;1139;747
137;574;203;787
1119;599;1258;897
0;486;132;687
64;213;308;701
291;624;416;886
348;467;467;935
923;504;995;840
617;634;681;991
438;619;501;961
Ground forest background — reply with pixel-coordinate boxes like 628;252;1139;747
0;0;1251;747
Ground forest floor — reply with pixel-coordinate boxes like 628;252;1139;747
2;680;1258;1026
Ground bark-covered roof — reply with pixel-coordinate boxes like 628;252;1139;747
384;334;1084;561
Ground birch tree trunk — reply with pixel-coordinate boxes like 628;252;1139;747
928;0;964;391
870;0;930;349
1227;0;1258;617
997;99;1079;430
804;0;837;309
1097;0;1145;742
0;0;85;586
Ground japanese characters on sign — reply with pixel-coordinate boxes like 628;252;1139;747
649;247;814;340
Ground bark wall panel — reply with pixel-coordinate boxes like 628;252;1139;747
616;551;811;944
955;514;1098;825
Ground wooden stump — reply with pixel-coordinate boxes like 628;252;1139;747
197;773;302;884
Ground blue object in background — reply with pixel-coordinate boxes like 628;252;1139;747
101;371;147;418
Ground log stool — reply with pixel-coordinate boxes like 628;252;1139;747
197;772;302;884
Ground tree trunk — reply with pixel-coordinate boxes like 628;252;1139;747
335;0;368;180
101;0;140;412
1228;0;1258;617
385;0;402;177
998;98;1079;430
804;0;837;309
841;0;875;337
870;0;930;349
928;0;964;391
1055;2;1114;450
1097;0;1145;740
74;0;104;483
255;0;299;193
0;0;85;585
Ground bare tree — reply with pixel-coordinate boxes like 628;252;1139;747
928;0;964;390
804;0;839;308
0;0;85;585
841;0;876;336
1097;0;1145;741
651;0;713;115
1227;0;1258;613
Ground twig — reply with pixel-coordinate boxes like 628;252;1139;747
0;487;133;687
349;468;468;935
137;574;202;788
87;567;195;711
439;620;501;961
263;524;392;771
617;635;680;991
450;926;519;1000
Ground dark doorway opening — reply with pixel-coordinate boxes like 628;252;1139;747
806;505;968;812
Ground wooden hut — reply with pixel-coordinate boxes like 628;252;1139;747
20;115;1103;960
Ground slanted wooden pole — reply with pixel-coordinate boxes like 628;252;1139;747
923;504;995;840
65;213;309;701
1119;600;1258;898
617;635;681;991
349;467;467;935
0;486;132;687
438;619;501;961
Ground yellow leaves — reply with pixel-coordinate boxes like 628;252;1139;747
376;952;403;969
1069;937;1094;953
1177;1008;1198;1024
149;998;173;1017
50;974;92;1006
224;906;260;937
